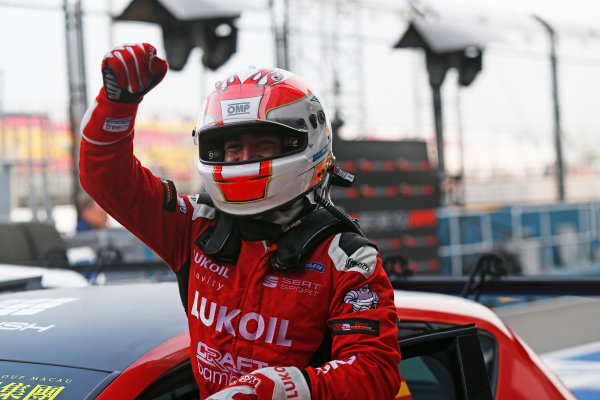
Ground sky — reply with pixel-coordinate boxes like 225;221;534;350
1;0;599;180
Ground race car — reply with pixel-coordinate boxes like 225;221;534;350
0;282;574;399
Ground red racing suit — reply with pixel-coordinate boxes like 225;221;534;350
79;90;402;399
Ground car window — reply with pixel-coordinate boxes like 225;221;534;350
397;321;499;398
478;333;498;396
399;355;456;400
135;362;199;400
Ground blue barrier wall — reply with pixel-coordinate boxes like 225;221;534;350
437;203;600;276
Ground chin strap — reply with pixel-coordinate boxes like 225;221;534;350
269;196;369;272
193;194;242;265
313;192;363;237
195;212;241;265
268;163;365;272
270;207;346;272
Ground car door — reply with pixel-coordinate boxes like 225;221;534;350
398;324;494;400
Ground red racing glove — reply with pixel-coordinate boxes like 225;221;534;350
101;43;168;103
206;367;312;400
81;43;168;145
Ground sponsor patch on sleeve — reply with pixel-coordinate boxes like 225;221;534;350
160;178;177;212
328;234;377;278
177;196;188;214
328;318;379;337
343;284;380;312
103;117;131;132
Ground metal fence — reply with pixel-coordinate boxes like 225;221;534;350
438;203;600;276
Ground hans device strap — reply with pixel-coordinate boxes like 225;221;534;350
192;194;374;273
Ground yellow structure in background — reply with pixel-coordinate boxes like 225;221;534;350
1;116;200;205
134;119;198;185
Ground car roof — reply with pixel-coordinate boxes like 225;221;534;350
0;282;188;372
393;289;512;336
1;263;89;288
1;285;509;372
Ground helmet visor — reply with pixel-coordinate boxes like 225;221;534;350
198;121;308;165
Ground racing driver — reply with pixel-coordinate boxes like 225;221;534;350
79;43;402;399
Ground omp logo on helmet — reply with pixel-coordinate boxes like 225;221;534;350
201;68;307;132
214;161;272;202
226;102;251;115
220;96;262;122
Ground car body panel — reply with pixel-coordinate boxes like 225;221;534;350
95;332;191;399
394;290;576;400
0;360;115;399
0;283;187;372
0;283;575;399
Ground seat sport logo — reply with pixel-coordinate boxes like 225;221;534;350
263;275;279;288
262;275;322;296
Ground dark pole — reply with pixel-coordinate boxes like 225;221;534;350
426;52;449;206
64;0;88;218
533;15;565;202
270;0;290;70
432;84;445;188
282;0;290;70
75;0;87;106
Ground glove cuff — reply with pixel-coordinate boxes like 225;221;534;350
252;366;312;400
80;88;140;145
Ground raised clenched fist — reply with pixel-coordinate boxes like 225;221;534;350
101;43;168;103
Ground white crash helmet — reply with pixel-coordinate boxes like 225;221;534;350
194;66;333;216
